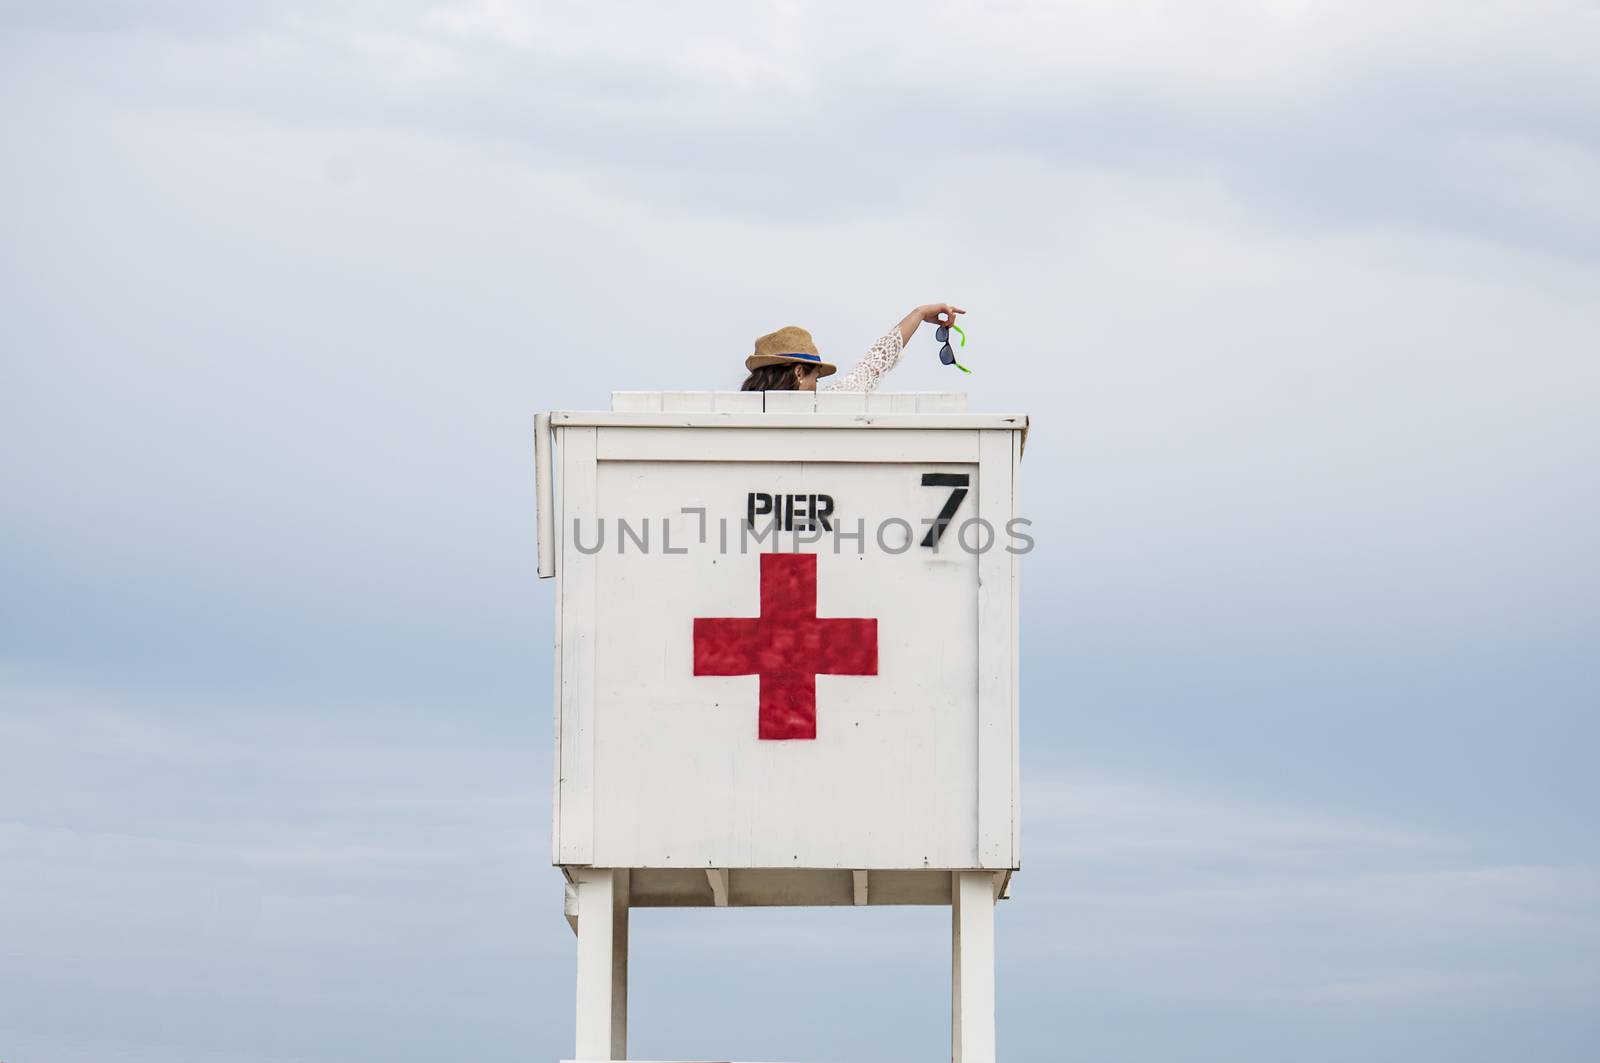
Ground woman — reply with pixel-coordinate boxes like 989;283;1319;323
740;303;967;392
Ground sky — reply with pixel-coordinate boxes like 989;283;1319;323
2;1;1597;1060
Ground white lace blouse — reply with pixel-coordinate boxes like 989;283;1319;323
823;329;904;392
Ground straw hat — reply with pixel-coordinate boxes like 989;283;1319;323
745;325;838;378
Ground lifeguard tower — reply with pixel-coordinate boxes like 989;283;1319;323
533;390;1028;1063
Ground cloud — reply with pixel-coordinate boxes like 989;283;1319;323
1010;774;1600;1008
4;0;1598;248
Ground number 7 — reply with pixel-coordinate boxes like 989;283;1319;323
920;472;970;548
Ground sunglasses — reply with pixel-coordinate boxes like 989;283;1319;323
936;323;972;374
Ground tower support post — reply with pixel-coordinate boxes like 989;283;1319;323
574;867;629;1060
952;870;997;1063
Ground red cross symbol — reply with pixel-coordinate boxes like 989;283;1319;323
693;553;878;740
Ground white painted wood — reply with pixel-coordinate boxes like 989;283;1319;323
552;428;567;866
535;414;555;579
621;867;950;907
553;410;1023;430
595;427;980;464
1010;430;1022;870
952;889;960;1062
917;392;969;413
762;390;816;413
611;869;629;1059
816;391;868;414
853;869;869;905
574;868;629;1060
712;391;764;413
865;391;922;413
975;429;1016;869
611;392;664;412
706;867;729;906
588;459;980;869
953;870;997;1063
556;426;598;866
573;392;971;416
564;880;579;935
661;391;720;413
548;412;1024;873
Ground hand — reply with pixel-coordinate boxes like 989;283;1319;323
918;303;966;327
896;302;968;346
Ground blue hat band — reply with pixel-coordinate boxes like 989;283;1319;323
780;352;821;362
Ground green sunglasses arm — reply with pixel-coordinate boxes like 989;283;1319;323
948;323;967;346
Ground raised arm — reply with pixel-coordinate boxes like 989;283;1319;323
826;303;967;392
896;302;965;346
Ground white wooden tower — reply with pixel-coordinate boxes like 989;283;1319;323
533;390;1028;1063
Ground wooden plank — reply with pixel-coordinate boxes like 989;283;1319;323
553;410;1025;430
595;427;981;463
557;426;597;866
573;868;628;1059
1010;430;1022;869
534;414;555;579
611;869;630;1058
625;868;951;907
610;392;663;412
952;870;997;1063
611;390;967;413
763;390;817;413
817;391;868;414
975;430;1016;869
853;869;869;905
660;391;719;412
917;392;969;413
865;391;921;413
706;867;729;906
556;429;569;870
712;391;764;413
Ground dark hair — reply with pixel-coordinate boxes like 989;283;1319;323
740;363;813;392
